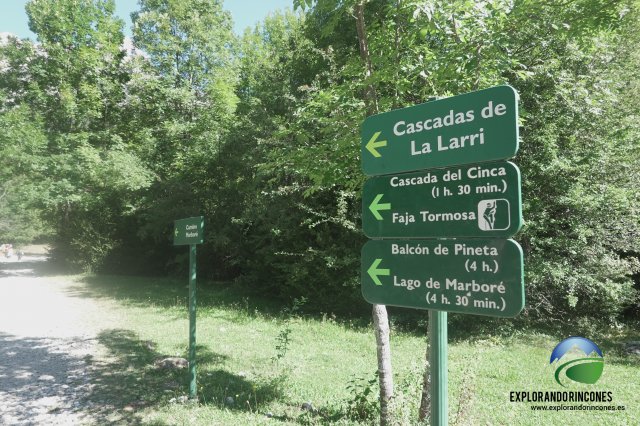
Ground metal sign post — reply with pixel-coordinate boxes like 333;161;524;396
174;216;204;400
429;310;447;426
188;243;197;399
359;85;523;425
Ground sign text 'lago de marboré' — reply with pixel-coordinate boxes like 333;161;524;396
361;239;524;317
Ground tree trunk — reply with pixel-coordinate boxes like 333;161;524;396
418;341;431;421
372;303;394;425
354;3;394;425
355;1;379;116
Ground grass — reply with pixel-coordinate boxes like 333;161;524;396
63;274;639;425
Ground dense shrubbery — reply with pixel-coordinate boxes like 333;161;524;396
1;0;638;323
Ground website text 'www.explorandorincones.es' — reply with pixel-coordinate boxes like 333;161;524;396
530;404;626;412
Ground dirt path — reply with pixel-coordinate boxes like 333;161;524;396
0;252;106;425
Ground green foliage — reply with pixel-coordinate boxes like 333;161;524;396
21;272;638;424
1;0;638;322
274;0;640;322
6;0;154;269
25;0;127;133
0;106;51;243
131;0;238;177
344;372;380;422
511;2;640;321
272;297;306;364
272;327;292;363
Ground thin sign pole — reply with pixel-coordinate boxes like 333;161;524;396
188;243;197;399
429;310;448;426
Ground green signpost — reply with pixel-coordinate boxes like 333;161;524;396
174;216;204;246
361;239;524;317
360;85;523;426
362;161;522;238
173;216;204;400
361;85;519;176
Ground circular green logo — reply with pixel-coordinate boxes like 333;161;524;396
550;337;604;387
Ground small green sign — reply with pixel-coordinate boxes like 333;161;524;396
174;216;204;246
362;161;522;238
361;85;519;176
361;239;524;317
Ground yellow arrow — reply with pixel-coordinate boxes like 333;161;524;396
367;258;390;286
366;131;387;158
369;194;391;220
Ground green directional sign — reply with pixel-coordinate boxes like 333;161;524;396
174;216;204;246
363;161;522;238
361;239;524;317
361;85;519;176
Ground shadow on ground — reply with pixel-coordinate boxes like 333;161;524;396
69;275;286;315
0;332;94;424
82;328;285;424
0;257;66;278
66;275;640;367
67;274;373;330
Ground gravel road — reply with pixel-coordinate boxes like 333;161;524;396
0;253;102;425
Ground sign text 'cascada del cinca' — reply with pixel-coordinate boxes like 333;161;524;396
362;160;522;238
